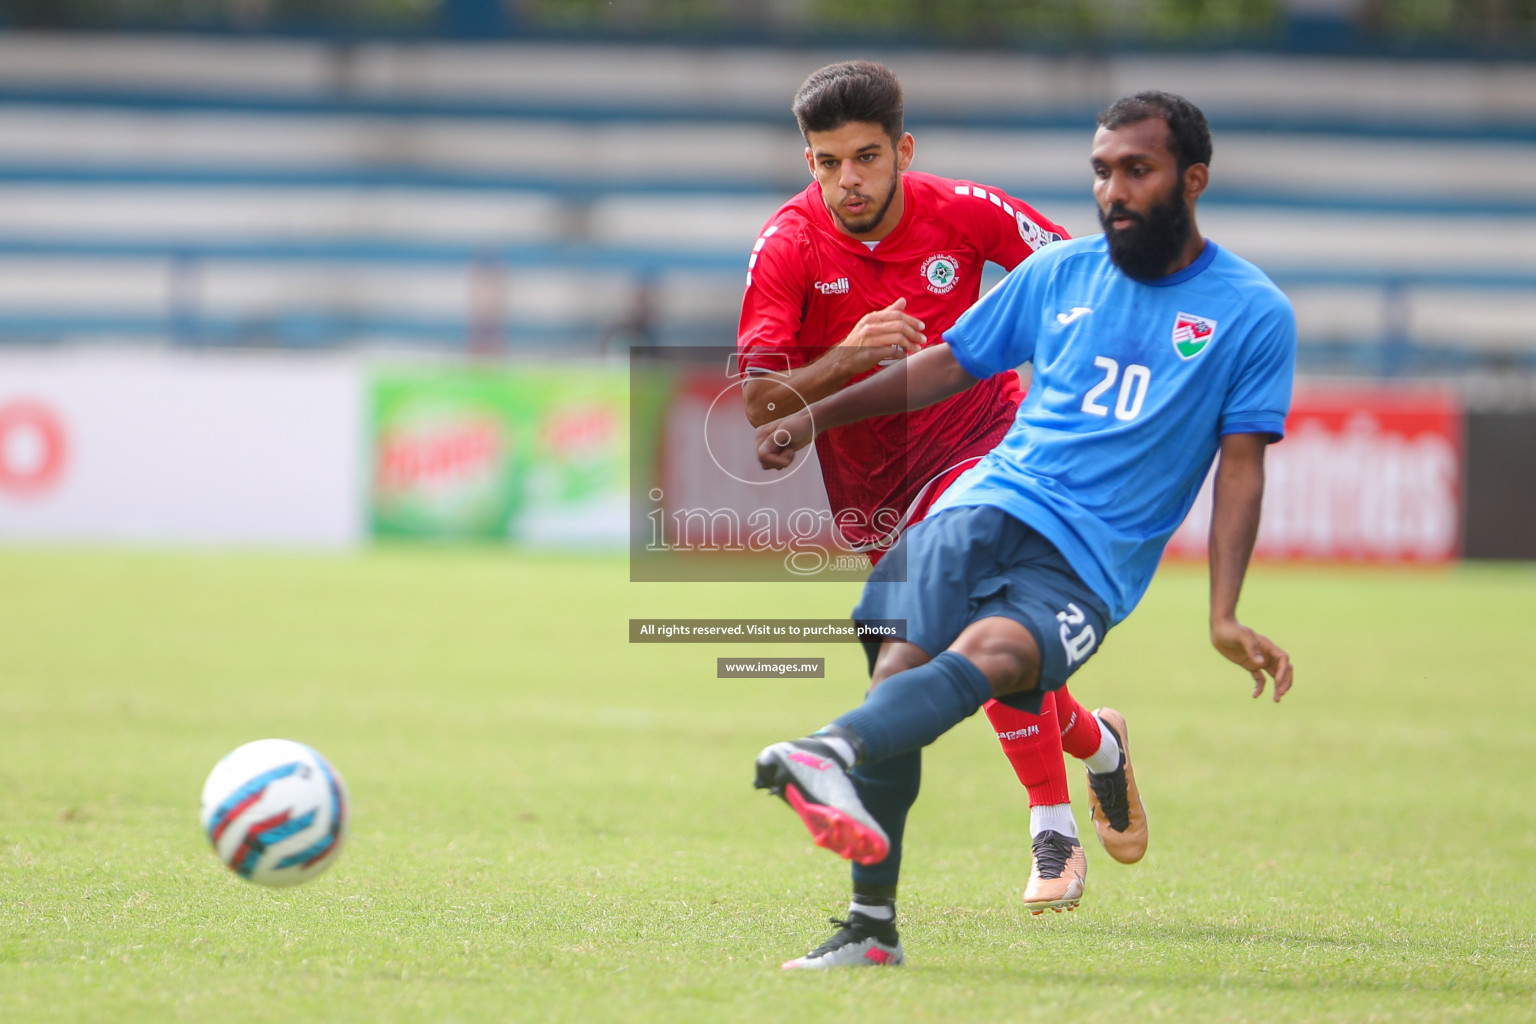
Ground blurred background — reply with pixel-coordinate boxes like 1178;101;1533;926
0;0;1531;560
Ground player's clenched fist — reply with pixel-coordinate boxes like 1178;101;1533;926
833;297;926;376
756;410;814;471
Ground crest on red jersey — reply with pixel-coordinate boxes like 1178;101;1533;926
920;253;960;295
1171;312;1218;359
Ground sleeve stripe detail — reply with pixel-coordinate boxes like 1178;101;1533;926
748;222;782;262
958;185;1036;228
1220;419;1286;439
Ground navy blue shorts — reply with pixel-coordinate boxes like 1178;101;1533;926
852;505;1111;715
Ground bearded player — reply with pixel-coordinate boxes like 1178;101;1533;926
736;61;1148;968
752;88;1295;967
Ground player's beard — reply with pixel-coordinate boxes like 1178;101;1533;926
831;172;900;236
1100;183;1192;280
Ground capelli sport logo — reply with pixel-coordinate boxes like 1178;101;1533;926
920;253;959;294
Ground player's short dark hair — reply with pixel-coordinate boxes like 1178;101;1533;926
1097;91;1213;172
792;61;904;143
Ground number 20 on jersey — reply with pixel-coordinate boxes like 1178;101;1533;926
1081;357;1150;421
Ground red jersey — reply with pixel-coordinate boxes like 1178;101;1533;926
737;170;1069;547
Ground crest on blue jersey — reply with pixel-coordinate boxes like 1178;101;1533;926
1172;312;1217;359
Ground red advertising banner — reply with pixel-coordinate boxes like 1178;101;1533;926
654;367;839;547
1166;386;1464;564
631;353;887;582
0;399;69;498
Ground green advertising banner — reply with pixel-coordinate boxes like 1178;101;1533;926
370;364;628;544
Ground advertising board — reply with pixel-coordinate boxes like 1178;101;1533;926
369;364;627;545
1165;387;1463;563
0;350;362;547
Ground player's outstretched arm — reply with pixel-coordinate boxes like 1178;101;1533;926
755;343;980;470
1208;432;1294;701
742;298;926;426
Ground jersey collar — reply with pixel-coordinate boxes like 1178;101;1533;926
1136;239;1219;287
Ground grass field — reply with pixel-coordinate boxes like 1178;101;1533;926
2;548;1533;1023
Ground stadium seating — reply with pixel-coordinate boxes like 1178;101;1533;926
0;34;1534;372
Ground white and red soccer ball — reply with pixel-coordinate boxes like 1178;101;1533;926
200;739;349;886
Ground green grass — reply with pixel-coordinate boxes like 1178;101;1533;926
2;549;1533;1022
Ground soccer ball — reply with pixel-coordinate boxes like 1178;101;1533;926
199;738;349;886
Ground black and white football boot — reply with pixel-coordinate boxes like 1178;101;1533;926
781;912;905;970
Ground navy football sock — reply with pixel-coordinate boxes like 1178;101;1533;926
833;651;994;763
849;750;921;890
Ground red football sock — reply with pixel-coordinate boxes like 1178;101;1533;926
1054;686;1103;761
982;696;1070;807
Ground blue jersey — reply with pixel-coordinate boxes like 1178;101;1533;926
930;235;1296;623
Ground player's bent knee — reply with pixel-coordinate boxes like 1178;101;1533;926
949;617;1040;697
869;641;931;689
